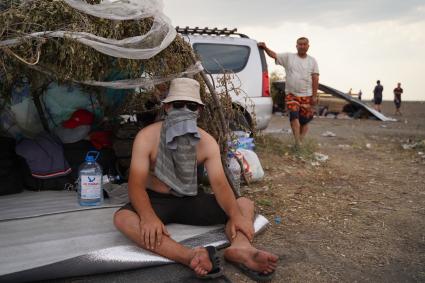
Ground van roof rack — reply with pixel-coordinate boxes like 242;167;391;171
176;26;249;38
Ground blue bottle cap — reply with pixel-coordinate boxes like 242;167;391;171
85;151;100;162
85;155;95;162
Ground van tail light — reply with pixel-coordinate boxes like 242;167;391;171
262;71;270;97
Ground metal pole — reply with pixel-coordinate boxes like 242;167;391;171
32;92;50;133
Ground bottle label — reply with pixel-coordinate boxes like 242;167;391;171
81;174;102;199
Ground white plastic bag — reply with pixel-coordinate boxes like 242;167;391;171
10;98;44;138
235;149;264;182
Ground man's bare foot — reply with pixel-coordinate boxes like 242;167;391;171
293;142;302;153
189;247;212;276
224;246;278;274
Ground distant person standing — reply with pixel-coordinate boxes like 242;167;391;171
373;80;384;112
358;90;362;100
393;82;403;115
258;38;319;148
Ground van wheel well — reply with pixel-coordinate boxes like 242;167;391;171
229;105;253;132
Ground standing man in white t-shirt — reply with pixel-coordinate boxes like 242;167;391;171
258;38;319;147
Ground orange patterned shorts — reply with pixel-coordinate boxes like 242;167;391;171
285;93;314;125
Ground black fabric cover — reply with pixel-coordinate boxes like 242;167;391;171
63;140;117;181
0;137;28;195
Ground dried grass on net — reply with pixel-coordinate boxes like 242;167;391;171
0;0;245;147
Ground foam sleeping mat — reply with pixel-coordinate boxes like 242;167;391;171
0;190;269;282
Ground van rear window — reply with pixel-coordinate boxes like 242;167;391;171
193;43;250;74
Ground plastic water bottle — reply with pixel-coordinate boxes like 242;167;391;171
227;153;241;195
78;151;103;206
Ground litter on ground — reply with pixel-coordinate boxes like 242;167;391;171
321;131;336;137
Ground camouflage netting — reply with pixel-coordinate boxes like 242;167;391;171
0;0;240;152
0;0;191;91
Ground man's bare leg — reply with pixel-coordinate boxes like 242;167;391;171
114;210;212;276
290;118;301;147
224;197;279;274
300;123;309;142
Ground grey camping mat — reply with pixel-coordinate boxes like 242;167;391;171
0;190;269;282
0;190;122;221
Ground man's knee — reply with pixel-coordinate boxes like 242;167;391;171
113;209;132;231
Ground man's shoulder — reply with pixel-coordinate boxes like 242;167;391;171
143;121;163;131
276;52;294;60
135;121;162;141
197;128;220;162
307;54;318;62
277;52;294;56
198;127;215;142
198;128;219;149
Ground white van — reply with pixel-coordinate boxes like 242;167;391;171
177;27;273;130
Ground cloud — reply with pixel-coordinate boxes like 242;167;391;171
248;20;425;101
163;0;425;101
164;0;425;28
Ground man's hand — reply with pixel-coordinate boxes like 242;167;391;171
311;96;318;106
257;42;277;59
139;215;170;250
228;214;255;242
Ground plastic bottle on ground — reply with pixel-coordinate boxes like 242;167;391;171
78;151;103;206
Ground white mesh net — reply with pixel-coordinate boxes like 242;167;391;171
64;0;162;20
0;0;177;60
82;62;204;89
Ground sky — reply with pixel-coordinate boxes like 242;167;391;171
163;0;425;101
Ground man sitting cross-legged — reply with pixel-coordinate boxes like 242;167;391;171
114;77;278;281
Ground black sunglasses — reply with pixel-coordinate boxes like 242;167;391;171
172;101;200;112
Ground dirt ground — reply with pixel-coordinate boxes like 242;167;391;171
224;101;425;283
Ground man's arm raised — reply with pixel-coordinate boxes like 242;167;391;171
128;129;169;250
258;42;277;59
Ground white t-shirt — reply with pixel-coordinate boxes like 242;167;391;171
276;53;319;97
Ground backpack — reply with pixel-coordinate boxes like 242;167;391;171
15;134;73;191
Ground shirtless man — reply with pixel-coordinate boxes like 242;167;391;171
114;78;278;280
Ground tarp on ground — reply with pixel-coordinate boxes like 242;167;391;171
273;81;396;122
0;190;269;282
318;84;396;122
